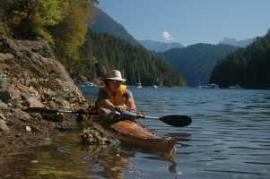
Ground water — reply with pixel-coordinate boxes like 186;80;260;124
1;87;270;178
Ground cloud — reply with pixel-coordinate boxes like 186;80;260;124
162;31;173;41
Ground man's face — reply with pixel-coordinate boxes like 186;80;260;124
108;80;121;92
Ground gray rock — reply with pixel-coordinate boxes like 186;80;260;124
31;160;39;164
12;109;32;121
0;119;9;132
0;73;8;89
0;113;6;120
25;96;44;108
0;100;8;109
25;126;32;132
0;35;90;150
0;90;11;103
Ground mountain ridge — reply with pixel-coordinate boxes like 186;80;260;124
219;37;255;47
139;39;183;52
158;43;237;86
91;7;140;46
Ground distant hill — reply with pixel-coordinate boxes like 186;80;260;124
210;31;270;89
219;37;255;47
158;44;237;86
91;7;139;46
83;31;185;86
139;40;183;52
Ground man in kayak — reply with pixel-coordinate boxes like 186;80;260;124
96;70;137;113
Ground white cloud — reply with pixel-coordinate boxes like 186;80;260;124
162;31;173;41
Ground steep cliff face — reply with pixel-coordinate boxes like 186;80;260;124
0;36;89;156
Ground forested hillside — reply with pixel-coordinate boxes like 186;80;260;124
158;44;237;86
0;0;94;73
210;30;270;89
0;1;183;86
83;31;185;86
219;37;255;48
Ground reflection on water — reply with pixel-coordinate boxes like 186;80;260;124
0;131;177;179
1;88;270;178
0;132;91;178
83;145;131;179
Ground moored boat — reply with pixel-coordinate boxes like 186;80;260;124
136;82;142;88
87;116;177;153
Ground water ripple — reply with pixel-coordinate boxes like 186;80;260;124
82;87;270;178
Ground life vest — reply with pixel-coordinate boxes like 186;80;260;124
103;84;127;106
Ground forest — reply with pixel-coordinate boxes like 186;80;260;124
210;30;270;89
0;0;184;86
82;31;185;86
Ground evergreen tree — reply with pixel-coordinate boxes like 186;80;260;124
83;31;185;86
210;30;270;89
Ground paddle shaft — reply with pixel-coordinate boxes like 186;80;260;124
24;107;96;115
25;107;192;127
142;116;159;119
114;110;192;127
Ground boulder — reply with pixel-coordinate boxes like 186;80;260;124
0;35;90;156
25;126;32;132
0;90;11;103
11;109;32;121
0;119;9;132
0;113;6;120
25;97;44;108
0;101;8;109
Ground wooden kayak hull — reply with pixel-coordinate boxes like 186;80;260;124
88;117;177;153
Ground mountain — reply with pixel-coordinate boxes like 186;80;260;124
158;44;237;86
91;7;139;46
89;7;184;86
210;31;270;89
139;40;183;52
219;37;255;47
83;31;185;86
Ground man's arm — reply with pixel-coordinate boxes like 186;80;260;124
96;89;115;110
125;90;137;111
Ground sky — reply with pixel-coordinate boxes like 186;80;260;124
98;0;270;46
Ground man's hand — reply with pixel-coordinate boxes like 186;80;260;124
114;105;127;112
77;108;88;114
136;111;145;118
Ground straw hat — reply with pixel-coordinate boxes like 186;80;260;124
105;70;126;82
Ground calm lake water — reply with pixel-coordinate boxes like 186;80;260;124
1;87;270;179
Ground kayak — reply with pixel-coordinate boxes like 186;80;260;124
87;115;177;153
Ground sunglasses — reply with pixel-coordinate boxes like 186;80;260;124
109;80;122;84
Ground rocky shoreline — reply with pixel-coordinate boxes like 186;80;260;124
0;36;89;157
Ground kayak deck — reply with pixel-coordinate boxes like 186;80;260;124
88;116;177;153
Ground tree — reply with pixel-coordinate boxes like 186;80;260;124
82;31;185;86
210;30;270;89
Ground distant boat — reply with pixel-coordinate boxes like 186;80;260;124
137;82;142;88
199;83;219;89
228;85;241;89
153;85;158;88
209;83;219;89
136;72;142;88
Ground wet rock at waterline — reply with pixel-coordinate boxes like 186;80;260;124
81;127;111;145
0;35;89;157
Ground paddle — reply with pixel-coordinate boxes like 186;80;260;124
23;107;96;115
24;107;192;127
118;110;192;127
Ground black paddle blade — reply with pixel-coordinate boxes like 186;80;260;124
159;115;192;127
